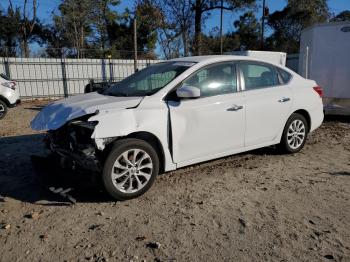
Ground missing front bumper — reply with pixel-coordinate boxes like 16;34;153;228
45;132;101;172
53;146;101;172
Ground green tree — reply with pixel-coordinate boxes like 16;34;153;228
331;10;350;22
159;0;194;57
266;7;306;53
91;0;120;49
192;0;255;55
288;0;329;25
200;27;240;54
3;0;40;57
266;0;329;53
233;11;260;50
54;0;94;57
0;1;45;57
38;24;66;57
135;0;163;56
158;30;182;59
0;6;21;56
105;15;133;58
104;1;163;59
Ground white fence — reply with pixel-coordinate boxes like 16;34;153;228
0;57;161;99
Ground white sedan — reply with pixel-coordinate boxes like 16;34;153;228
31;56;324;200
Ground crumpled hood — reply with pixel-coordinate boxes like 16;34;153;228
31;92;143;130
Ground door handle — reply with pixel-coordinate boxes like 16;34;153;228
227;105;243;111
278;97;290;103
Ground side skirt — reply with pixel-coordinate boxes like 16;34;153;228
176;140;280;169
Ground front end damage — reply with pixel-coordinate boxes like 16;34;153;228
46;116;107;172
30;93;174;175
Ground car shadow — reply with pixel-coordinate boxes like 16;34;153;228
324;114;350;123
23;106;45;111
0;134;112;205
328;171;350;176
248;146;281;156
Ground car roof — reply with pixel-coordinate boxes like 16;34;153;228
169;55;294;72
170;55;263;64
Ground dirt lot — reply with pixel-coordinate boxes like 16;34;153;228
0;101;350;262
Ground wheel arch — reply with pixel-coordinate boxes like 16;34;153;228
103;131;166;174
0;95;10;106
292;109;311;132
278;109;311;144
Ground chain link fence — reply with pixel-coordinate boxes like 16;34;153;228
0;48;161;100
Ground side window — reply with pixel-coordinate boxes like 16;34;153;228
182;63;237;97
278;68;292;84
240;63;279;90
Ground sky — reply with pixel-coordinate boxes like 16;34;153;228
1;0;349;55
205;0;350;34
2;0;349;32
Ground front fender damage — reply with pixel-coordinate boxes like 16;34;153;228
89;109;138;150
42;109;140;173
94;137;116;151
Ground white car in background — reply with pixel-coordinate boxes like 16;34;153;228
31;56;324;200
0;73;20;119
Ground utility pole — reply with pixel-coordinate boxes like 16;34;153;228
261;0;267;50
219;0;224;54
134;18;138;72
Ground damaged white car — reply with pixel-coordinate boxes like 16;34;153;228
31;56;324;200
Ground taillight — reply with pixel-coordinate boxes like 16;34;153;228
313;86;323;98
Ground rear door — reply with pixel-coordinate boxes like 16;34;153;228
238;62;293;147
167;62;246;166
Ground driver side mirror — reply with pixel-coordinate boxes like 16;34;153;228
176;85;201;99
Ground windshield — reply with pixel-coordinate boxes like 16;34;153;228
103;61;194;97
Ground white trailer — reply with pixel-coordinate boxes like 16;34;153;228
299;22;350;115
226;50;287;66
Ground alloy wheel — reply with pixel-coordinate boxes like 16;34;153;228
0;104;5;118
111;149;153;193
287;119;306;150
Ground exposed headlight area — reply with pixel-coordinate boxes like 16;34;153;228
47;119;101;171
70;120;98;130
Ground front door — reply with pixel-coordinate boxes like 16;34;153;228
167;62;246;166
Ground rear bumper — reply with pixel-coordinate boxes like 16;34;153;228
309;107;324;132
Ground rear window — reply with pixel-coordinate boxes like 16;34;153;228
240;63;279;90
278;69;292;84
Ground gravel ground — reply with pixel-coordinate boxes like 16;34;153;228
0;101;350;262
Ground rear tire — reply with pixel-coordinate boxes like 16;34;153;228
0;100;8;119
102;138;159;201
278;113;308;154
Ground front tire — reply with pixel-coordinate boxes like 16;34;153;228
0;100;8;119
102;138;159;200
279;113;308;154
